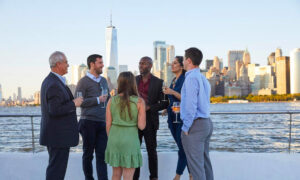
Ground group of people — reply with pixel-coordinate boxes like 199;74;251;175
40;47;214;180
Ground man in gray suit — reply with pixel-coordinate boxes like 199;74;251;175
180;47;214;180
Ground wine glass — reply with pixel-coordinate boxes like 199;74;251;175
101;87;108;108
162;81;168;102
172;102;180;123
76;91;83;98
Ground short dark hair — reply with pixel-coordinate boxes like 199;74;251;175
184;47;203;66
87;54;102;69
140;56;153;64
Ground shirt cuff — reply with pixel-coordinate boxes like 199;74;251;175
97;97;100;104
181;124;190;133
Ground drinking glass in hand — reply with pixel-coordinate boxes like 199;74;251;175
162;81;168;102
101;87;108;108
76;92;83;98
172;102;180;123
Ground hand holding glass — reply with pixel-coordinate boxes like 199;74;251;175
172;102;180;123
76;92;83;98
162;82;168;102
101;88;108;108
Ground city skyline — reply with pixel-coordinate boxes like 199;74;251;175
0;0;300;98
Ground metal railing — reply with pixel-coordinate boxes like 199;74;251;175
1;110;300;153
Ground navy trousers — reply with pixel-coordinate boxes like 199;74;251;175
79;119;108;180
168;122;190;175
46;146;70;180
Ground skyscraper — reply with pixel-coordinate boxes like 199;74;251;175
105;16;118;87
71;64;87;85
166;45;175;64
213;56;220;70
275;48;282;59
105;19;118;72
17;87;22;102
153;41;166;61
243;48;251;66
276;56;290;94
290;48;300;94
228;50;244;71
119;65;128;73
205;59;214;71
0;84;2;103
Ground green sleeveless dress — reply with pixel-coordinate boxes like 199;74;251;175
105;95;142;168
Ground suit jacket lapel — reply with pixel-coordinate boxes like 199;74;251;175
65;85;74;99
50;72;73;100
147;74;154;104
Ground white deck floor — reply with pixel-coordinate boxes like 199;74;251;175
1;152;300;180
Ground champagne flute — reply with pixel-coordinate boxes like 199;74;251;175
162;81;168;102
101;87;108;108
76;91;83;98
172;102;180;123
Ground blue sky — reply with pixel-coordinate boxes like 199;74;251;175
0;0;300;98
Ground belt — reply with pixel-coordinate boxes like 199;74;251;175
195;117;209;121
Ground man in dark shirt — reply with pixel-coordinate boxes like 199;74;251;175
134;56;169;180
75;54;110;180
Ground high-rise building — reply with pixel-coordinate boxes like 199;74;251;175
235;60;243;80
166;45;175;64
156;45;167;71
105;20;118;72
71;64;88;85
219;58;224;70
71;65;79;85
153;41;166;61
290;48;300;94
247;63;259;82
213;56;220;70
268;52;276;65
17;87;22;102
13;93;16;101
106;67;117;89
119;65;128;73
205;59;214;71
275;48;282;59
276;56;290;94
105;16;118;87
34;91;41;105
0;84;2;103
228;50;244;71
78;64;87;79
243;48;251;66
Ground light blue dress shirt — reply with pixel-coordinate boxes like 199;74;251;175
86;72;102;104
180;68;211;133
51;72;66;85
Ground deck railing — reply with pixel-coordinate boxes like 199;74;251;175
1;111;300;153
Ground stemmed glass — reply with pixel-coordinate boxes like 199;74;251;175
172;102;180;123
101;87;108;108
162;81;168;102
76;92;83;98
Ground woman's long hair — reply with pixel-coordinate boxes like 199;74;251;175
117;71;139;120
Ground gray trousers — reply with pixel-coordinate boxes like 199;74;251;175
181;118;214;180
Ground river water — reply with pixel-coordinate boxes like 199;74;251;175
1;102;300;153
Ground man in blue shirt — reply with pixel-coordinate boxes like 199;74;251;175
180;47;214;180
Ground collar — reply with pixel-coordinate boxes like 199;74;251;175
185;68;199;77
51;71;66;85
86;72;101;83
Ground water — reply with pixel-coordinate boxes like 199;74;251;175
1;102;300;153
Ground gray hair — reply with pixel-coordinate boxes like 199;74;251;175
49;51;66;68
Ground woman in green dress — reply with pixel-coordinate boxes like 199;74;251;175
105;71;146;180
